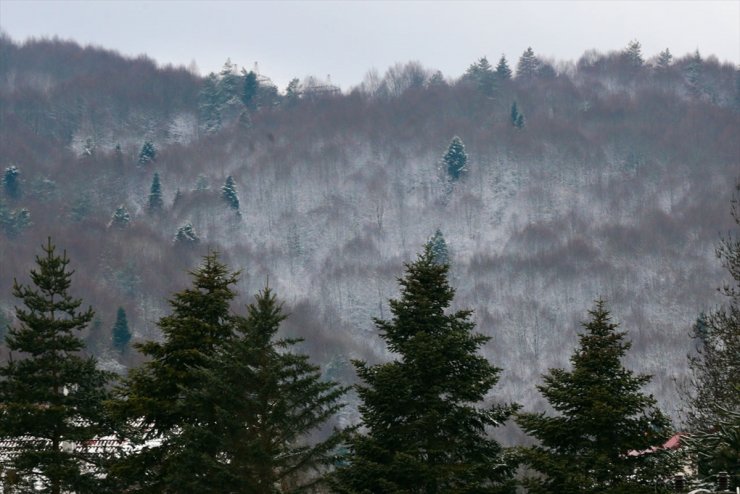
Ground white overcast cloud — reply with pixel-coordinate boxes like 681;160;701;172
1;1;738;90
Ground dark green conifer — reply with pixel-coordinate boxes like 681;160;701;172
427;228;450;265
443;136;468;181
109;205;130;229
0;239;112;494
511;102;526;129
242;70;259;110
166;287;348;493
495;55;512;81
174;222;199;244
333;246;517;493
112;307;131;353
3;165;20;199
516;300;678;494
148;172;163;213
109;253;239;491
221;175;240;212
137;141;156;165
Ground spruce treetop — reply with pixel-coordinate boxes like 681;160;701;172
334;246;517;492
516;300;676;492
0;239;111;493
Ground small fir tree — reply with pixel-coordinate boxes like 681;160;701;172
109;205;131;229
333;246;517;493
221;175;240;212
110;253;239;491
0;239;112;494
443;136;468;181
516;300;678;494
3;165;20;199
427;228;450;265
174;222;199;244
495;54;513;81
148;172;164;213
166;287;348;493
137;141;156;165
511;101;526;128
112;307;132;353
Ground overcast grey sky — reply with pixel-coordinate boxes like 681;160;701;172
1;1;738;90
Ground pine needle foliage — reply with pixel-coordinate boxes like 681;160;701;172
109;253;239;492
0;239;112;494
516;300;677;494
166;287;348;493
333;246;517;494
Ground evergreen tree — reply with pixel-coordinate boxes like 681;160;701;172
443;136;468;181
110;253;239;492
166;287;348;493
517;47;540;81
218;58;240;105
0;239;112;494
427;229;449;266
656;48;673;70
109;205;131;229
465;56;496;96
333;246;517;493
3;165;20;199
516;300;677;494
624;39;644;67
174;222;199;244
495;55;512;81
138;141;156;165
511;102;525;128
221;175;240;212
682;182;740;484
200;72;223;133
285;77;301;106
242;70;259;110
148;172;163;213
112;307;131;353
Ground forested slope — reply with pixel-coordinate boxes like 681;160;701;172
1;35;738;418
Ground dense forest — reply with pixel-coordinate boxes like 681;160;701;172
0;34;738;490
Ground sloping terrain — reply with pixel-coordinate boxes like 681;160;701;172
1;36;738;420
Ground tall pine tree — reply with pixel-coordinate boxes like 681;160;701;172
109;253;239;492
0;239;112;494
516;300;677;494
165;287;348;493
333;246;517;493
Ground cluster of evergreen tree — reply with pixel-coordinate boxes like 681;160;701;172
0;185;737;492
